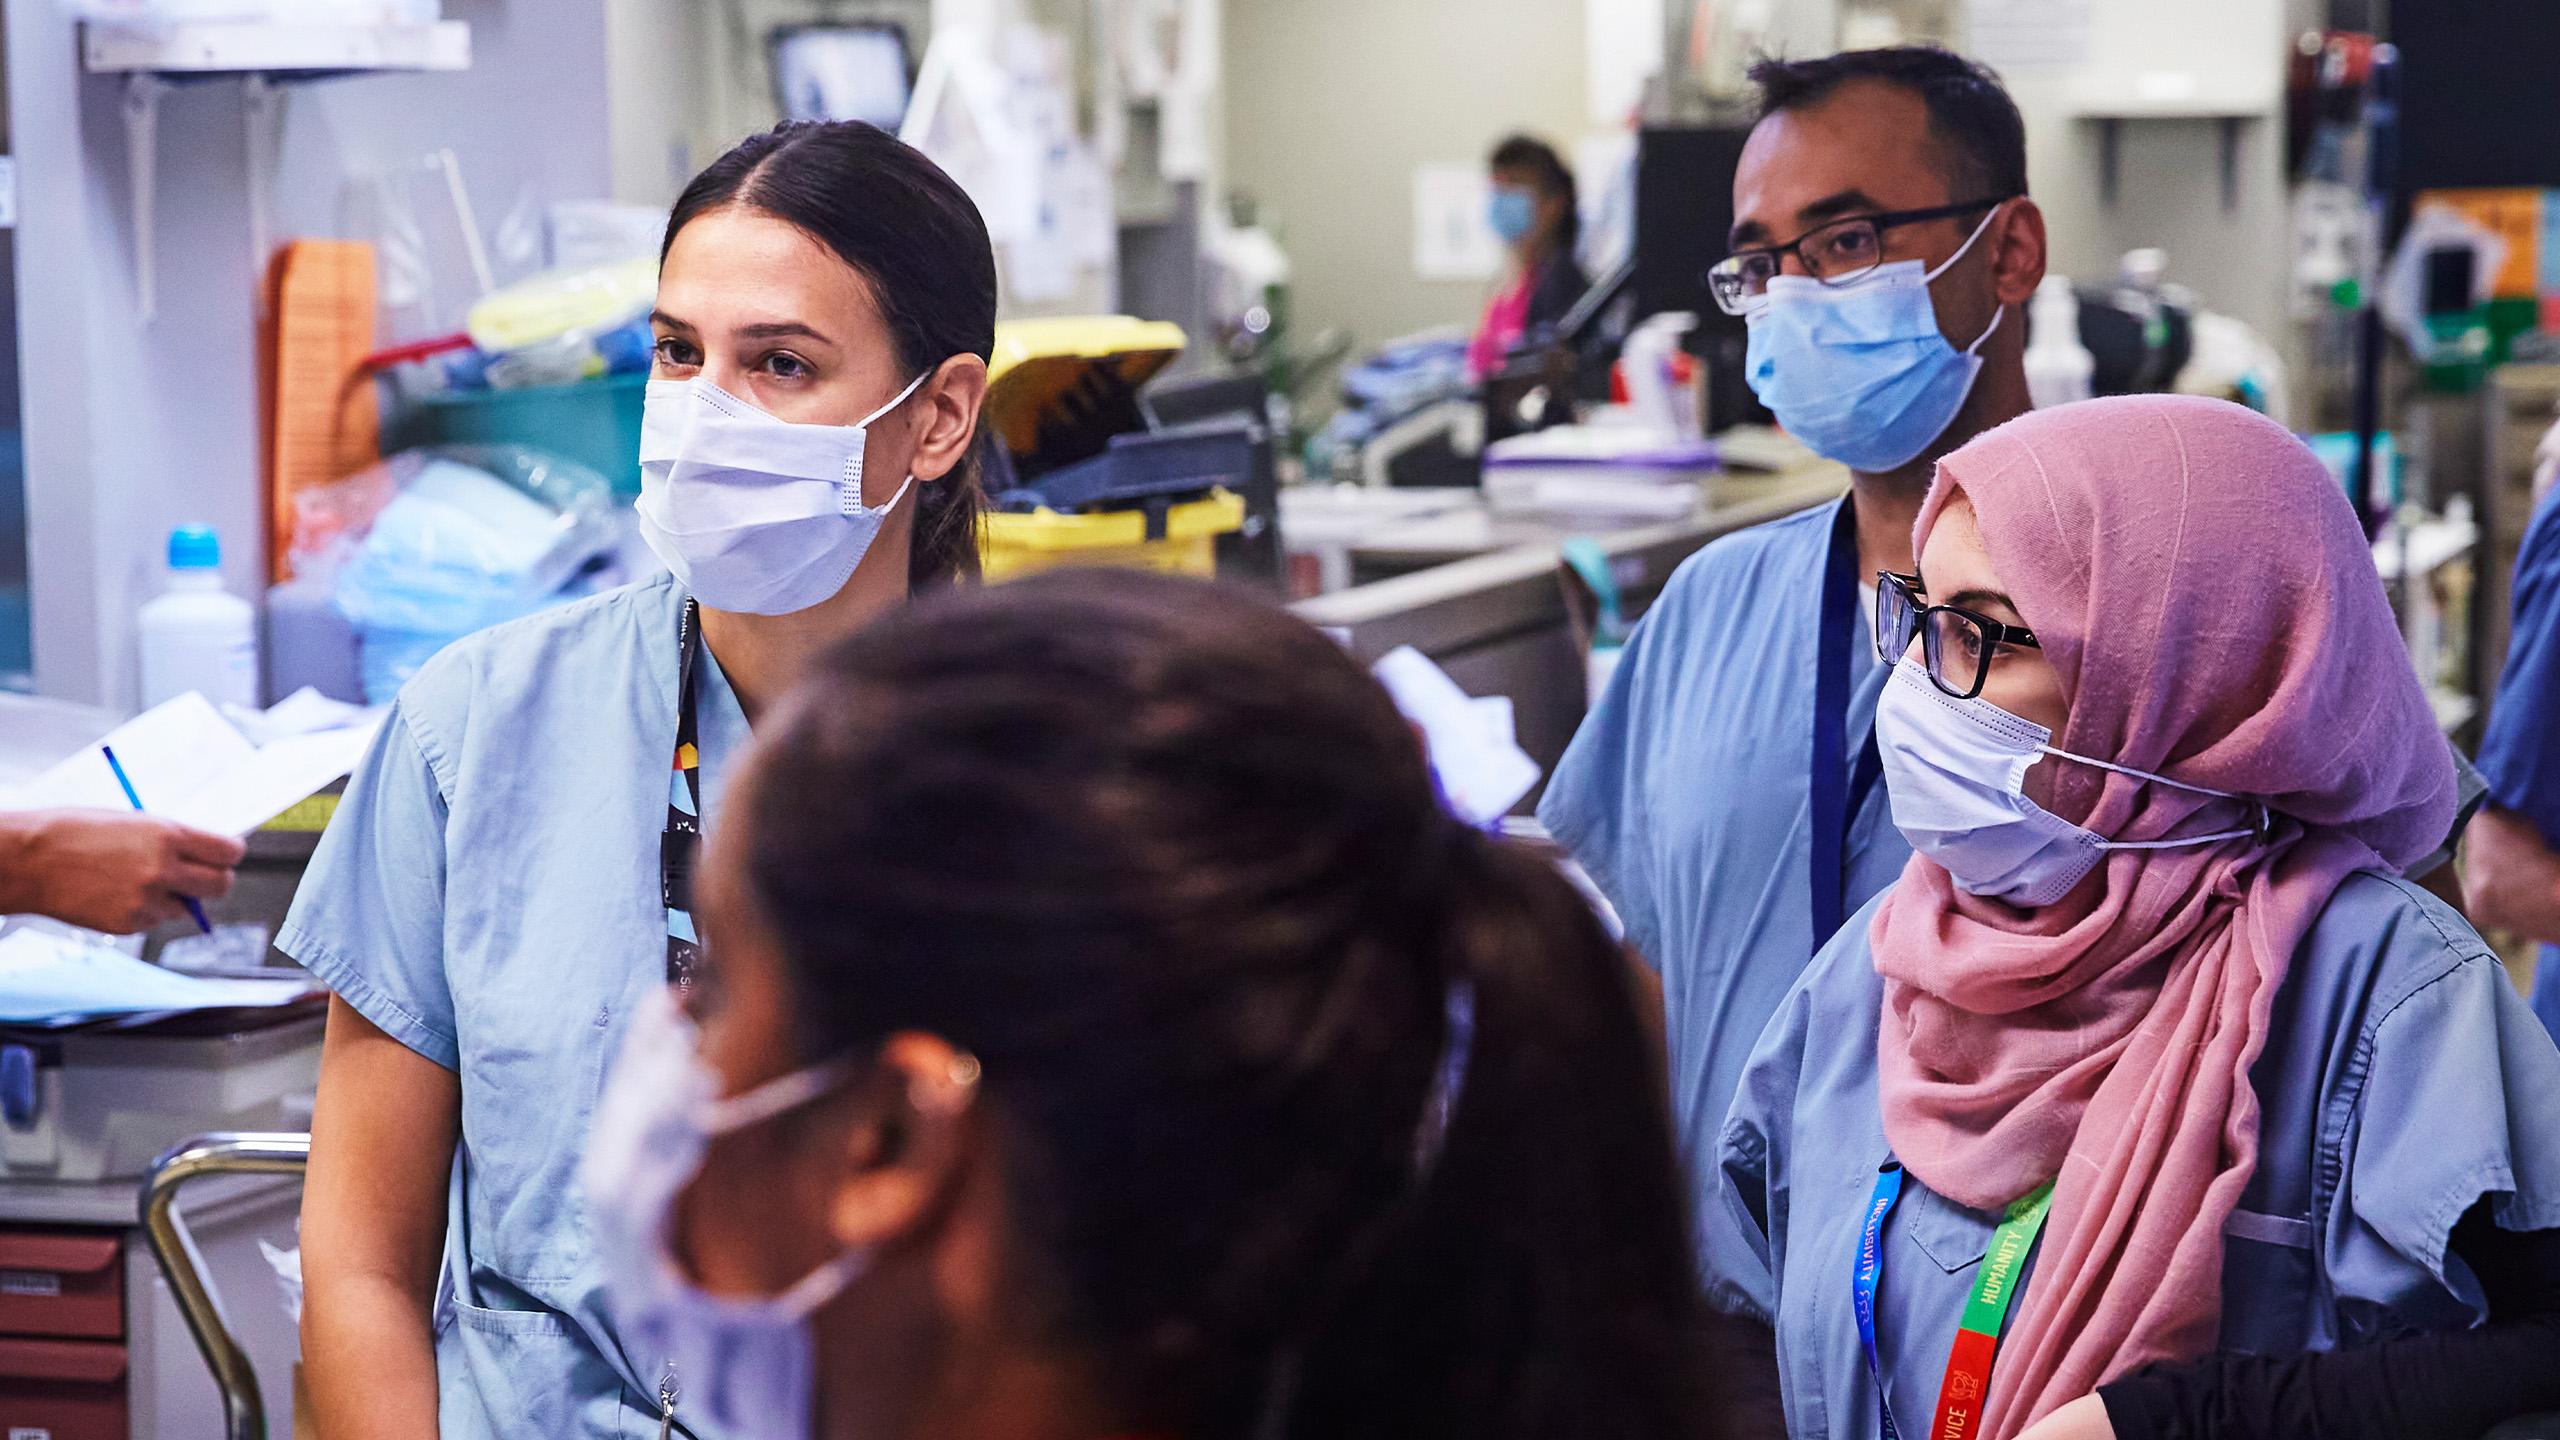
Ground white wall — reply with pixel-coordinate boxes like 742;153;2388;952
1223;0;1592;360
606;0;717;207
8;0;616;707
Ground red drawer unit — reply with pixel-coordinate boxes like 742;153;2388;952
0;1335;131;1440
0;1231;122;1343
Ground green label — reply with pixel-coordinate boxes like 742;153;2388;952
1957;1183;2054;1339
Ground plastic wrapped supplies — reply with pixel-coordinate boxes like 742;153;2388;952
291;446;618;702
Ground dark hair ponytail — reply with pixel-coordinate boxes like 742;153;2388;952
739;570;1709;1440
1282;825;1705;1438
665;120;999;589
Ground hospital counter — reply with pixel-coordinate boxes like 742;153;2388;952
1294;464;1846;789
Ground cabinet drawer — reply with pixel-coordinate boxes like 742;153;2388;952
0;1230;121;1340
0;1335;129;1440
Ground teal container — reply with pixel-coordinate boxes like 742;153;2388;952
386;374;647;497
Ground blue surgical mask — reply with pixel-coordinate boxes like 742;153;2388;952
1743;204;2006;474
1488;188;1538;245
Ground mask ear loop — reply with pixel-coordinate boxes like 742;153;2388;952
854;367;934;430
2039;746;2278;851
842;368;938;516
1925;201;2011;357
705;1047;985;1322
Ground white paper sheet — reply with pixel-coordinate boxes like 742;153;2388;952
0;928;316;1025
1372;647;1541;825
0;693;258;817
166;726;380;837
0;692;382;838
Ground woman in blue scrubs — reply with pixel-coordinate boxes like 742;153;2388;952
577;568;1709;1440
284;121;997;1438
1723;397;2560;1440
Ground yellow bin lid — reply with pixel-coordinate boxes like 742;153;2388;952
982;316;1187;460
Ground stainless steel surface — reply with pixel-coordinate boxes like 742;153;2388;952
139;1132;311;1440
1295;468;1842;786
1299;470;1841;657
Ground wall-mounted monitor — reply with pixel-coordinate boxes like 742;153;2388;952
769;22;914;132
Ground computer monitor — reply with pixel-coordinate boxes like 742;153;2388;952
1633;125;1768;433
768;23;914;131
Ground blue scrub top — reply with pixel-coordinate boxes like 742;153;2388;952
1721;872;2560;1440
1539;497;1911;1319
2479;485;2560;1042
280;574;752;1440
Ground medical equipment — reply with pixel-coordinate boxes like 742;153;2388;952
978;317;1250;582
0;1010;320;1185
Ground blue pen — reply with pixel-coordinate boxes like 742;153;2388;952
101;744;215;936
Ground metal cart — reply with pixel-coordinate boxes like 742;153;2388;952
138;1133;310;1440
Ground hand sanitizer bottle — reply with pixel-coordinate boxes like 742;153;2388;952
138;524;259;708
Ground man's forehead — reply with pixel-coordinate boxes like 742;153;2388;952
1732;80;1959;234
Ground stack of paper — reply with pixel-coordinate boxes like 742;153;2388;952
0;690;382;838
0;929;316;1027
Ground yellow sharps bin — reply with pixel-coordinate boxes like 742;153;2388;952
978;316;1247;581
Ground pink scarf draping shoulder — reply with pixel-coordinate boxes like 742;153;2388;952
1869;395;2456;1437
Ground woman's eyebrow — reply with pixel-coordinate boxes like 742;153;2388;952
734;321;833;344
1943;587;2020;616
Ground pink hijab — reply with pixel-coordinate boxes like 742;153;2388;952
1870;395;2456;1437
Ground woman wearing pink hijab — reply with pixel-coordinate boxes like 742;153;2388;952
1722;395;2560;1440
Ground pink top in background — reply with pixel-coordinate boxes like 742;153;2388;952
1466;272;1534;383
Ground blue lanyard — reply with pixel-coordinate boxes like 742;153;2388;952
1854;1162;1907;1440
1811;500;1886;950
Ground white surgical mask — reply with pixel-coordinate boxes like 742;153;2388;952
636;371;930;615
582;986;872;1440
1873;659;2266;907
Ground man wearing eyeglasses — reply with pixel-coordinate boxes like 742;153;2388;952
1537;45;2046;1425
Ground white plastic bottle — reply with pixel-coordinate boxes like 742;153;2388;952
138;524;259;709
2025;275;2096;411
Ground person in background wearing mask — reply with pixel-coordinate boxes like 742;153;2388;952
1538;47;2047;1420
1465;134;1590;383
582;570;1711;1440
286;120;995;1438
1725;395;2560;1440
2467;477;2560;1042
0;810;241;934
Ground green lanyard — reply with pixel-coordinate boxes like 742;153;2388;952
1931;1181;2054;1440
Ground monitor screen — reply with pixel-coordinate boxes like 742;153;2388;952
769;23;913;131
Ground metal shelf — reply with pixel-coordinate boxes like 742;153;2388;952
78;21;472;324
82;21;469;77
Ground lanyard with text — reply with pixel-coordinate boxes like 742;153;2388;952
1853;1162;2056;1440
1853;1163;1908;1440
661;598;705;990
1810;500;1886;950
